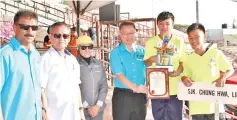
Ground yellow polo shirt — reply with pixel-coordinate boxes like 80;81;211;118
144;35;186;95
183;48;233;115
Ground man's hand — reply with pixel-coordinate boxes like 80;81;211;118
213;77;225;87
149;55;157;63
145;55;157;66
42;109;48;120
79;108;86;120
181;77;194;87
133;85;148;94
88;105;100;118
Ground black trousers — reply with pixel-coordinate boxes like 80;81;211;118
112;88;147;120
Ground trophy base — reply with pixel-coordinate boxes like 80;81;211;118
148;65;174;72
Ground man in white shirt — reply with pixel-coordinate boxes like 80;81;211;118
40;22;85;120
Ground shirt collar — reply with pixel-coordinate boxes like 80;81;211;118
119;43;127;51
10;37;36;52
78;55;96;64
49;47;71;56
119;42;137;52
157;34;174;41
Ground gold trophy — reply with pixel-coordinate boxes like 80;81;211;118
146;35;174;99
155;35;174;67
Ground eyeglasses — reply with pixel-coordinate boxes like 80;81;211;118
80;45;93;50
17;24;39;31
52;34;70;39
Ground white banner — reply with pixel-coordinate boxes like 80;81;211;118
177;82;237;105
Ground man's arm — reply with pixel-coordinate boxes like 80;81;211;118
96;64;108;107
214;69;234;87
215;50;235;87
181;59;194;87
116;74;148;93
41;88;48;108
41;88;48;120
221;69;234;81
116;73;137;91
143;38;157;67
172;38;186;77
77;85;85;120
169;62;183;77
40;56;50;120
144;55;157;67
110;50;147;93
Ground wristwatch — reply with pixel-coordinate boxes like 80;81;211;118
42;107;47;111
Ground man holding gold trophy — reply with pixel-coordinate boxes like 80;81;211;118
144;11;186;120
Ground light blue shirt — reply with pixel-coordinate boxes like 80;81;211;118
0;37;42;120
110;43;146;88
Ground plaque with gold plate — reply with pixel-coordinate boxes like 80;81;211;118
146;36;174;99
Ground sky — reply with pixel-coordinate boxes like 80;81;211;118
116;0;237;29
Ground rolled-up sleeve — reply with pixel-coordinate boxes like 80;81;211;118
97;63;108;107
110;50;123;75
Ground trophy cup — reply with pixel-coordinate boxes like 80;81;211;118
146;35;174;99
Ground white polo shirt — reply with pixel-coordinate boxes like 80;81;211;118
40;47;81;120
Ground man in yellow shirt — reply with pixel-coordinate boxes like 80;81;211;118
182;23;234;120
144;11;185;120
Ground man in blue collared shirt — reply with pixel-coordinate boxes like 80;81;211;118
0;10;41;120
110;21;148;120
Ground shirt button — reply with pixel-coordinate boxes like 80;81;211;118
134;76;136;78
133;69;135;71
132;63;134;64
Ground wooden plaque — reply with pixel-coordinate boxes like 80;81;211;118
146;68;170;99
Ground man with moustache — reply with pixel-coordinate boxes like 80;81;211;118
110;21;148;120
40;22;85;120
144;11;186;120
0;10;42;120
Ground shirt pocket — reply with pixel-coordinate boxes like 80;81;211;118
93;65;102;72
135;52;145;61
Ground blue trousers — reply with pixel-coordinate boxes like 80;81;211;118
151;95;183;120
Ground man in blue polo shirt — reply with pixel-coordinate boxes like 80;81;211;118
110;21;148;120
0;10;41;120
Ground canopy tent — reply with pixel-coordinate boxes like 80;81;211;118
66;0;116;35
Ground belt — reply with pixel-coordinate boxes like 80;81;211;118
114;88;147;103
114;87;134;93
